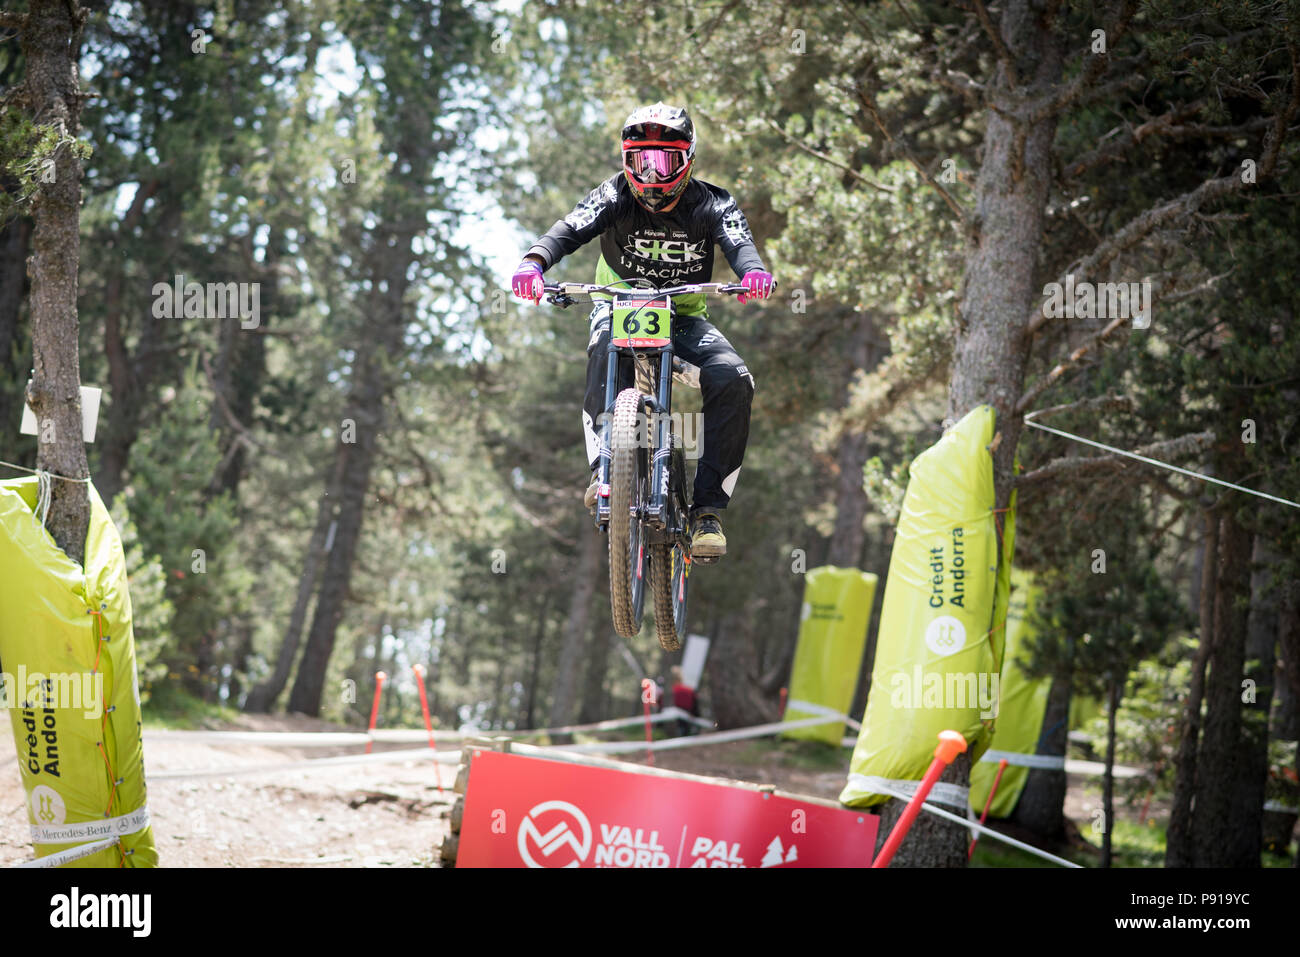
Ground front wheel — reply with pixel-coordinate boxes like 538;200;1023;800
607;388;647;637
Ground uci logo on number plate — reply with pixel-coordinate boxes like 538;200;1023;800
612;297;670;348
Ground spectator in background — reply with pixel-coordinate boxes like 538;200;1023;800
671;666;699;737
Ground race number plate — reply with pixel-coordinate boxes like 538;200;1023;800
612;296;670;348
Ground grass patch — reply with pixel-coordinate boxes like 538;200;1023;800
971;818;1160;868
730;737;849;771
141;681;241;730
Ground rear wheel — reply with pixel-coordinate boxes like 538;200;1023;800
650;442;690;651
608;388;647;637
650;543;689;651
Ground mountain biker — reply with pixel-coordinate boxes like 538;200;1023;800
510;102;774;562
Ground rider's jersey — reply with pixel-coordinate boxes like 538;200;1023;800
526;174;766;315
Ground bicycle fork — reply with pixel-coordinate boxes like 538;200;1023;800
595;346;676;532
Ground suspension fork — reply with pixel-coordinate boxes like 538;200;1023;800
646;345;674;528
596;346;619;528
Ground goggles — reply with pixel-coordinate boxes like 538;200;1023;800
622;140;691;189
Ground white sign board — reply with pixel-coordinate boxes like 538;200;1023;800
20;384;102;443
680;634;710;690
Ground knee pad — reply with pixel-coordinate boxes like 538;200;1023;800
703;360;755;396
587;302;612;355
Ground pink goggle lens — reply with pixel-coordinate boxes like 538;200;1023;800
626;148;686;183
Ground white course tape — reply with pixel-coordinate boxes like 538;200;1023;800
152;713;849;779
150;746;463;780
867;779;1083;868
145;729;374;747
980;749;1066;770
142;708;715;751
12;837;120;869
528;707;714;735
784;699;862;732
846;774;970;810
560;715;842;755
31;805;150;845
1023;412;1300;510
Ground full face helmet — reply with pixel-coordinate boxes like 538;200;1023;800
621;102;696;212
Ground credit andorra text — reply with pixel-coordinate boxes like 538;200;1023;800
1;669;104;720
928;527;969;609
49;888;151;937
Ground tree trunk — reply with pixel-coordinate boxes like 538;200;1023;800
1010;671;1071;841
1167;507;1219;866
910;0;1062;867
826;313;876;568
705;607;772;728
578;623;614;724
1100;676;1120;868
1189;511;1253;865
522;593;551;729
547;529;602;728
283;0;459;715
1276;581;1300;742
873;753;972;867
243;455;344;712
286;325;395;715
18;0;90;562
0;216;31;439
1225;535;1277;865
207;230;276;502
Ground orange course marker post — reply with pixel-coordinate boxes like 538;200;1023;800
413;663;443;793
365;671;387;755
968;758;1009;859
779;686;788;718
641;678;656;767
871;730;968;868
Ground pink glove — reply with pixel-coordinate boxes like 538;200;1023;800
512;259;545;303
738;270;774;304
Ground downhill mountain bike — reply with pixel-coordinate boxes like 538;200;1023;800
542;280;746;651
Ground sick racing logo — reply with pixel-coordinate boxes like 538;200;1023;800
624;235;706;264
517;800;593;867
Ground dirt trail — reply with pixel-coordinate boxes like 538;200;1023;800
0;710;456;868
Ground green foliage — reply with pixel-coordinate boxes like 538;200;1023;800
1076;657;1191;802
0;107;92;222
122;369;248;695
109;493;172;699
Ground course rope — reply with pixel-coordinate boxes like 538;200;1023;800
1022;411;1300;510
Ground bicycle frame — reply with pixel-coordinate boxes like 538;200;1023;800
594;293;680;540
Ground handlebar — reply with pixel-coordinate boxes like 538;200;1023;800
541;280;748;301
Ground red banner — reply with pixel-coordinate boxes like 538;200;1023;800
456;751;877;868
